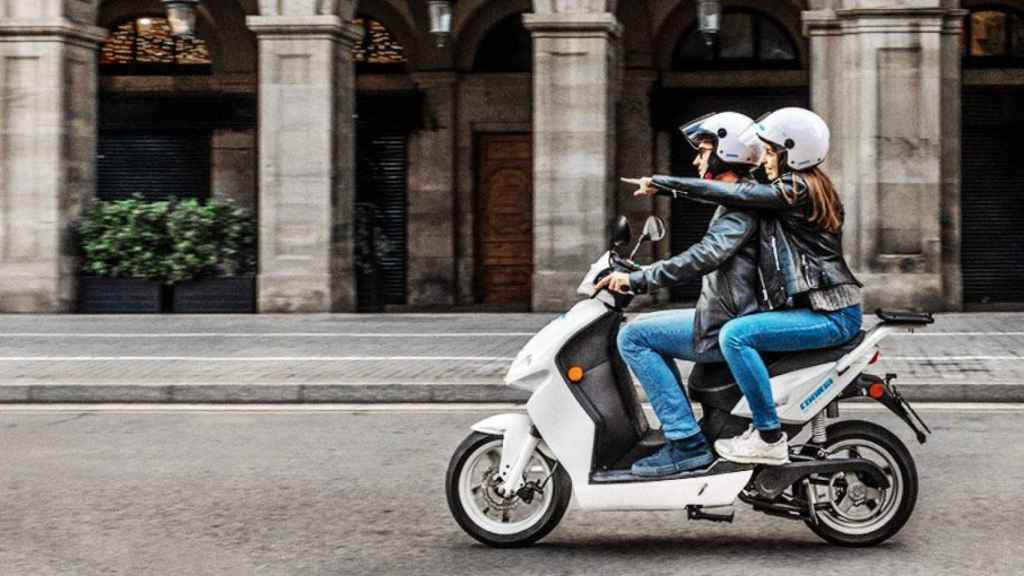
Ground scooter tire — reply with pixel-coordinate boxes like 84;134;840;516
802;420;918;547
445;431;572;548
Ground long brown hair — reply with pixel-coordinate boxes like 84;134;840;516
796;167;844;234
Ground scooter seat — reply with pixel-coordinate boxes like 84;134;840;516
687;331;867;411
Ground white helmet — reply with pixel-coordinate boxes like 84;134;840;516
680;111;765;169
748;107;830;171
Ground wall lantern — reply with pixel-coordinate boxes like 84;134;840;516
162;0;199;37
428;0;453;48
696;0;721;47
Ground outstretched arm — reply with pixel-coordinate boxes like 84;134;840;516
628;209;757;294
649;175;807;211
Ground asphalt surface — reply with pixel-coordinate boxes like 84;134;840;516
0;312;1023;402
1;405;1021;575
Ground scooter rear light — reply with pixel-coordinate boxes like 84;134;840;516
868;383;886;399
869;351;881;365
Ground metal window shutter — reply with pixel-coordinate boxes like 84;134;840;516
356;126;408;307
663;89;809;303
961;88;1024;306
97;131;210;202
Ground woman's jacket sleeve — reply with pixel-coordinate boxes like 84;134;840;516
628;209;757;294
650;174;807;211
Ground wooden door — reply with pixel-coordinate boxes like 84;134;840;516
476;134;533;307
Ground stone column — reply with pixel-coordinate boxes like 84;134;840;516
211;129;257;212
524;7;621;312
247;16;361;312
408;72;458;307
617;69;658;306
0;12;105;312
803;5;966;311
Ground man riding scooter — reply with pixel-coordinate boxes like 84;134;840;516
594;111;766;477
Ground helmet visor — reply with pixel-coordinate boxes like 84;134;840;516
679;112;718;150
737;126;767;166
747;111;785;150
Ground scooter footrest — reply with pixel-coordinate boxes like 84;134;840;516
687;506;735;523
590;459;754;484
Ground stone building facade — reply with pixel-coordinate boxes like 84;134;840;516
0;0;1020;313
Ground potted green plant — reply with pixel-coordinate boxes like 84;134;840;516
168;198;257;313
77;198;174;313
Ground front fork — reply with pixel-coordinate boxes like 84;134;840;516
470;413;543;495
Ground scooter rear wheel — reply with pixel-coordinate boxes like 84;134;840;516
801;420;918;547
445;432;572;548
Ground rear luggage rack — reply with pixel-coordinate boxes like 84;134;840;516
875;309;934;325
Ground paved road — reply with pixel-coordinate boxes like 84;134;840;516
1;405;1020;575
0;313;1023;402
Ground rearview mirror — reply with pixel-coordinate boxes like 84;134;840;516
642;216;666;243
611;216;632;248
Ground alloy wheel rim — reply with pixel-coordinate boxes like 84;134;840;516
811;438;904;536
458;439;554;536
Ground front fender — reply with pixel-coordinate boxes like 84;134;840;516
471;413;532;436
470;413;555;462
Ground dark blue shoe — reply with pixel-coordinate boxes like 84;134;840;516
631;434;716;477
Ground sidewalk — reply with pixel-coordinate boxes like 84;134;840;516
0;312;1022;403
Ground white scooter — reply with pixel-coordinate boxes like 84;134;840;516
446;215;932;548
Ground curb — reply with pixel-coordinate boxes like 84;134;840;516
2;382;1024;404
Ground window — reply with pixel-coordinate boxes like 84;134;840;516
963;7;1024;67
473;13;532;73
101;17;211;75
673;9;799;70
353;17;407;72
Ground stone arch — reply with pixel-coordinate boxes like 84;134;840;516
962;0;1024;9
355;0;421;71
250;0;354;17
454;0;533;72
98;0;258;74
617;1;656;68
532;0;617;14
654;0;808;71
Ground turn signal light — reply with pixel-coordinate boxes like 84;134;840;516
869;351;881;365
567;366;585;383
868;383;886;399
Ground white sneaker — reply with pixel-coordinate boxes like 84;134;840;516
714;426;790;465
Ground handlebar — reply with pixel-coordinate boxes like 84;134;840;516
609;251;642;273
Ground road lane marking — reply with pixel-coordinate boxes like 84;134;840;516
1;402;1022;412
0;331;1020;338
890;332;1024;336
886;356;1023;361
0;355;1019;362
0;356;519;361
0;332;537;338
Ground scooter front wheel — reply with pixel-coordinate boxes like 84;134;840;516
445;432;572;548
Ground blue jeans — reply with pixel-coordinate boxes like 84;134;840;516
617;309;722;441
718;305;863;431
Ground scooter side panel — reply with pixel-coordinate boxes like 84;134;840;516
526;372;599;490
730;351;878;424
505;299;609;389
775;351;874;422
730;363;833;424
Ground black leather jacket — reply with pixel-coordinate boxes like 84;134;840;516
650;174;862;310
627;196;761;356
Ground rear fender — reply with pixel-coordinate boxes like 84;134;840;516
841;373;931;444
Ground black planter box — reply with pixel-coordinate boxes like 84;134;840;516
172;276;256;313
78;277;166;314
